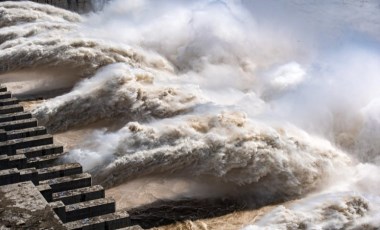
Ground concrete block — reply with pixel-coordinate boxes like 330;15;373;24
17;144;64;158
0;85;7;92
10;154;28;169
0;111;32;123
27;152;66;169
0;91;11;99
37;163;83;181
0;168;20;185
7;126;47;140
0;118;38;131
37;183;53;202
64;198;116;222
0;129;6;141
0;134;54;155
50;201;67;223
0;154;27;170
0;141;12;155
0;97;18;106
39;173;92;193
0;159;13;171
64;211;130;230
53;185;105;205
0;104;23;114
19;168;38;185
0;154;8;166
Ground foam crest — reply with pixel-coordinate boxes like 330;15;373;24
64;112;351;205
0;1;81;28
1;1;380;228
245;193;371;230
0;1;171;86
33;63;199;132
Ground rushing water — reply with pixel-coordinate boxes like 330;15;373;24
1;0;380;229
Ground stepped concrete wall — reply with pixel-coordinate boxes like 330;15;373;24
0;85;141;230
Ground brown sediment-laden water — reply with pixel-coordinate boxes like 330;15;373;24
1;1;380;229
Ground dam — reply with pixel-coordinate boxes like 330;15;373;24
0;84;140;229
2;0;380;229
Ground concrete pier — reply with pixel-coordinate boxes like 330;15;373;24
0;111;32;123
0;134;54;155
0;91;11;100
37;163;83;181
17;143;64;158
0;98;18;106
6;126;47;140
64;197;116;222
0;154;27;170
0;104;23;115
0;84;134;229
0;168;20;185
0;118;37;132
53;185;105;205
40;173;92;193
27;152;66;168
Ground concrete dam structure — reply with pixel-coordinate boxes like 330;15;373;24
30;0;108;13
0;85;140;229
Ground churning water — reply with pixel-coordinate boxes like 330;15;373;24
1;0;380;229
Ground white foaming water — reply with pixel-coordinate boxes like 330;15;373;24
1;0;380;228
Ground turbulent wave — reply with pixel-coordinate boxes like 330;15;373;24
0;1;81;28
1;0;380;228
0;1;171;80
84;112;351;203
245;193;371;230
33;63;198;132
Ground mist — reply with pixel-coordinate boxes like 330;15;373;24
1;0;380;228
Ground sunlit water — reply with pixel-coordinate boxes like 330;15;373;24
1;1;380;229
